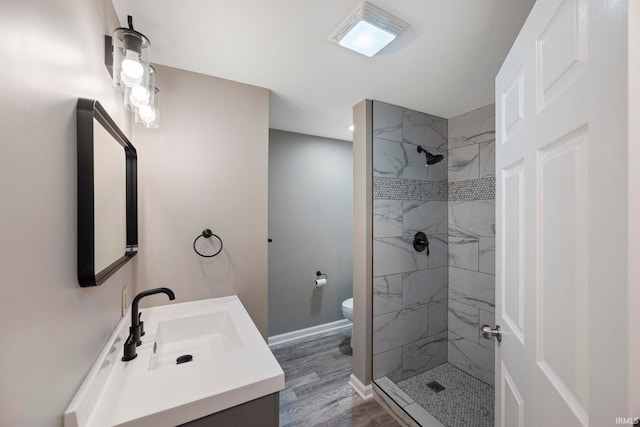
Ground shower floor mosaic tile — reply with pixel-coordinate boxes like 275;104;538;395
396;362;494;427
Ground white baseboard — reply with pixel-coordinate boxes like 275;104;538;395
268;319;352;348
349;374;373;400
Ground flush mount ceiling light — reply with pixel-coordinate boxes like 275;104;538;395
330;1;408;57
105;16;160;128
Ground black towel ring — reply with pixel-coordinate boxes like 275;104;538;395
193;229;223;258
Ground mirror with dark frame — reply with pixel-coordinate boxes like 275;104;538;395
77;98;137;287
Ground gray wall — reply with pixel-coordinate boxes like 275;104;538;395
371;101;449;382
0;1;133;425
132;65;270;338
447;104;496;385
268;129;353;336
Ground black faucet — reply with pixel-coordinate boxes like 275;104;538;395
122;287;176;361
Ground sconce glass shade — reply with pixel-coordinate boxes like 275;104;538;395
124;65;155;112
135;87;160;128
112;28;150;91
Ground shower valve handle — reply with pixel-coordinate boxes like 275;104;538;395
413;232;430;255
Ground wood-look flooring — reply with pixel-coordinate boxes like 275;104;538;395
271;330;401;427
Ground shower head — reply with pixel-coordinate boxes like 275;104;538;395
417;146;444;166
426;153;444;165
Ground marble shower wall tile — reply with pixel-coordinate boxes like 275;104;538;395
401;331;448;379
373;274;403;316
444;102;496;391
427;234;448;268
403;267;447;308
402;109;448;150
371;145;446;183
427;299;448;336
448;234;479;271
449;200;496;237
373;300;447;357
448;144;480;182
373;101;402;142
373;138;408;179
402;200;448;235
373;304;430;354
373;139;433;181
373;236;429;277
479;236;496;275
448;332;495;386
448;300;480;342
449;267;495;312
448;104;496;150
373;348;403;382
373;200;403;238
479;141;496;178
371;102;452;385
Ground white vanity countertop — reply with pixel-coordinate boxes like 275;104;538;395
64;296;284;427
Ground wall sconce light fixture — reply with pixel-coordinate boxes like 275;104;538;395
105;16;160;128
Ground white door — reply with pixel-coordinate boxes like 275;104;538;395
495;0;635;426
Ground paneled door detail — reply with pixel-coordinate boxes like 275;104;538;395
495;0;633;425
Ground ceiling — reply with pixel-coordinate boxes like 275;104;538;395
111;0;535;141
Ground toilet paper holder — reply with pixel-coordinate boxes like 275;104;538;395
315;271;328;288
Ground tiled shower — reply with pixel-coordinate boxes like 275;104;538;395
371;101;496;426
372;102;449;381
447;106;496;387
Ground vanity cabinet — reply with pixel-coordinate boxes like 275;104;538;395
180;392;279;426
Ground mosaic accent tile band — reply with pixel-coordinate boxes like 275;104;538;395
448;177;495;201
373;177;448;201
373;176;495;201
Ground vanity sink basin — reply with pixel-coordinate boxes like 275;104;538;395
148;311;243;371
63;296;284;427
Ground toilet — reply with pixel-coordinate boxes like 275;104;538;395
341;298;353;346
